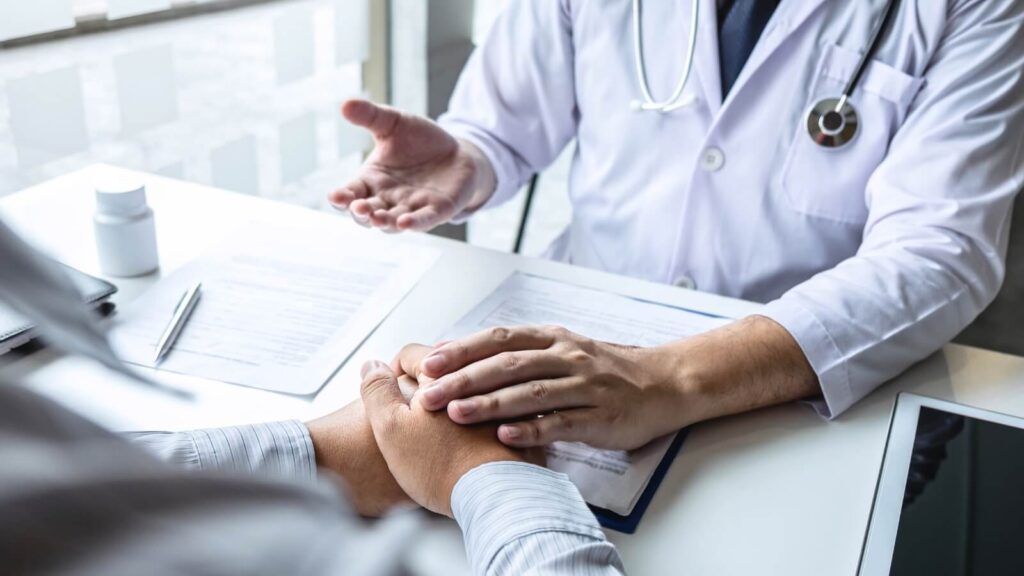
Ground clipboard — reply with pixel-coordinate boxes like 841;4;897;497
590;429;689;534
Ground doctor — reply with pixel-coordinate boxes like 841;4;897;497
329;0;1024;449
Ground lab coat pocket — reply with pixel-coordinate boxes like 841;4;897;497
780;43;924;224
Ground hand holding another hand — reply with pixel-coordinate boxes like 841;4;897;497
413;326;688;451
306;399;411;517
360;354;542;517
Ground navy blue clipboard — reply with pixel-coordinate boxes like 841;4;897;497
590;429;689;534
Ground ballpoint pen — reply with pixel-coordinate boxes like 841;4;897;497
153;282;202;365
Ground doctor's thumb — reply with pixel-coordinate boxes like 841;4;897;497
341;99;402;140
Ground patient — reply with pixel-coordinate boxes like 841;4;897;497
0;219;624;576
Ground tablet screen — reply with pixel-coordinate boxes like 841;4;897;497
888;406;1024;575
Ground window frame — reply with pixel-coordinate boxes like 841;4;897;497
1;0;286;48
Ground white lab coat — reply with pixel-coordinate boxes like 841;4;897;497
439;0;1024;417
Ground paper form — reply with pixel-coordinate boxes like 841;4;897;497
443;273;729;516
111;222;439;394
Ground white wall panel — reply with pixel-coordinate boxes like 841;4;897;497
114;44;179;134
211;135;259;195
7;66;89;168
274;8;315;85
279;112;317;183
335;0;369;65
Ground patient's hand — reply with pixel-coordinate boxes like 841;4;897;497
306;400;411;517
360;358;543;518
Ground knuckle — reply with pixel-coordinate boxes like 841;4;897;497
501;351;521;371
525;421;543;442
363;373;394;392
529;380;550;401
549;325;569;337
490;326;512;342
557;412;576;432
399;342;421;356
482;395;501;415
449;371;471;394
590;378;613;398
408;189;431;205
539;325;565;347
603;407;626;427
397;343;424;368
565;350;591;366
447;341;468;363
433;196;457;215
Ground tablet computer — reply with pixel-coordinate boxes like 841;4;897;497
858;393;1024;575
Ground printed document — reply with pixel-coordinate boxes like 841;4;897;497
444;273;729;516
111;222;439;394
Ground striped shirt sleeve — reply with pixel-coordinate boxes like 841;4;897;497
452;462;626;576
126;420;316;482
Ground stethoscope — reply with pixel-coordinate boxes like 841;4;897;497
630;0;902;149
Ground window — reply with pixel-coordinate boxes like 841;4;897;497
0;0;373;210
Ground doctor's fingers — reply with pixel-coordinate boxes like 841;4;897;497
417;350;570;412
328;178;371;208
380;205;411;231
497;409;607;448
446;376;593;425
394;193;460;231
351;196;388;218
419;326;557;379
394;206;446;231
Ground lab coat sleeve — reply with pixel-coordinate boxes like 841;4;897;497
438;0;578;215
761;0;1024;418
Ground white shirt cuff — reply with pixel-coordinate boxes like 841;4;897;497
128;420;317;482
451;461;608;574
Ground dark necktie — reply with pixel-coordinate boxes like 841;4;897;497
718;0;781;96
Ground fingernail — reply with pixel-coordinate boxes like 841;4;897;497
421;385;445;408
452;400;476;417
361;360;382;378
422;353;446;374
501;426;522;440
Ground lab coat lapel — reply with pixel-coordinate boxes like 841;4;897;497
694;0;723;115
719;0;830;109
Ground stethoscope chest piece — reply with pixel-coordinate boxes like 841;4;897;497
807;97;859;149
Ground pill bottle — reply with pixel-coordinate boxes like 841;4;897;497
94;178;159;277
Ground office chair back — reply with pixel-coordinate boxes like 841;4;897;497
955;193;1024;356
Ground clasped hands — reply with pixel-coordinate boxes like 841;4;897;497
308;326;686;518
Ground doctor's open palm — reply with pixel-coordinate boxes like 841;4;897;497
329;99;495;231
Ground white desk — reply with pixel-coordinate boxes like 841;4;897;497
3;164;1024;576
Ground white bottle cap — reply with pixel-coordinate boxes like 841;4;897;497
95;177;148;216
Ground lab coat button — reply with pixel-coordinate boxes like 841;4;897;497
701;147;725;172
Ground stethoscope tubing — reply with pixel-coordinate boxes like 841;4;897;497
631;0;904;149
631;0;700;112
